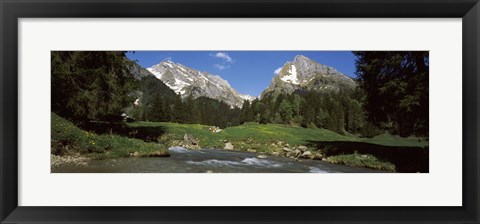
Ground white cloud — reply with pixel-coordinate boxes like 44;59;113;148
211;52;234;70
212;52;234;63
214;64;230;70
274;67;283;75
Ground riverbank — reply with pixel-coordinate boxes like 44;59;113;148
51;113;428;172
128;121;428;172
51;113;170;166
52;147;386;173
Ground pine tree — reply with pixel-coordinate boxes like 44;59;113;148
51;51;137;123
279;100;293;124
148;92;164;121
240;100;251;124
354;51;429;136
172;95;184;123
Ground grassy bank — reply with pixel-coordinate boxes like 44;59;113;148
324;153;396;171
128;121;428;172
51;113;169;161
129;121;357;152
362;134;428;147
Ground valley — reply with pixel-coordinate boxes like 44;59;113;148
51;51;429;173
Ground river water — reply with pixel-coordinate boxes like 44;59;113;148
52;147;383;173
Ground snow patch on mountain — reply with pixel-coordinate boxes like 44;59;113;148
281;64;299;84
147;67;164;79
178;66;187;73
163;61;174;68
240;94;257;102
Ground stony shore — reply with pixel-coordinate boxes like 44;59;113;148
51;153;90;168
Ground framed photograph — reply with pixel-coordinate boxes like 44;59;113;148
1;0;479;223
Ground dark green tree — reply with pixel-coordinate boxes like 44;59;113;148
354;51;429;136
51;51;137;123
279;100;293;124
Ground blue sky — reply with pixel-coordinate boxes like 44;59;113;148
126;51;357;97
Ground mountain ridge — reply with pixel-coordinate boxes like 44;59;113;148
138;55;355;107
260;55;356;98
146;60;255;108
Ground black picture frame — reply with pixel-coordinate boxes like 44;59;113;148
1;0;479;223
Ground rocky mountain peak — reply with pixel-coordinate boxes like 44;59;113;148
294;54;310;63
261;55;356;98
146;60;255;107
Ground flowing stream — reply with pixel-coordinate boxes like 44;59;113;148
52;147;384;173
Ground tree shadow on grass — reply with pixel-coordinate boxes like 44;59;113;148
306;141;429;173
78;122;167;142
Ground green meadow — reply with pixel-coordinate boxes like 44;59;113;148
128;121;359;151
128;121;426;150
